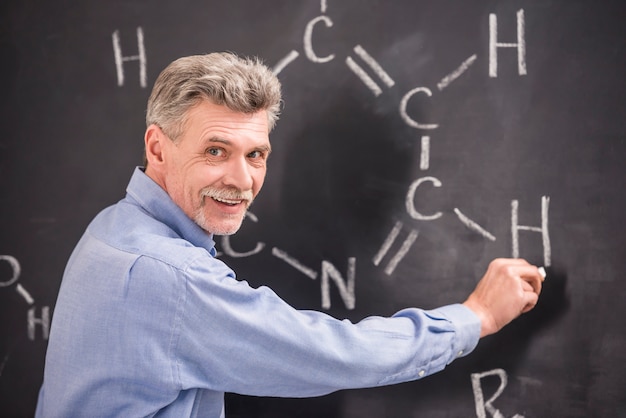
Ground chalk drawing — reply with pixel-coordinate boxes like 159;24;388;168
472;368;525;418
345;45;395;96
112;26;147;87
512;196;551;267
489;9;527;77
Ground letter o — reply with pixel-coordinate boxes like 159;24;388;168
0;255;21;287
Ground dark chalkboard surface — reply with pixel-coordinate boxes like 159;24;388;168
1;0;625;416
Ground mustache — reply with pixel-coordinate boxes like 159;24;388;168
199;187;254;205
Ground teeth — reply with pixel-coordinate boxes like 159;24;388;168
213;197;241;205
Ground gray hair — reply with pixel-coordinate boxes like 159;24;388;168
146;52;282;141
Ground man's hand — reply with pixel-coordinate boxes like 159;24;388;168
463;258;544;338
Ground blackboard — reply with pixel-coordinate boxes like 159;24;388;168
1;0;625;416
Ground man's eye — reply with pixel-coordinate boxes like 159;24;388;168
206;147;224;157
248;150;262;159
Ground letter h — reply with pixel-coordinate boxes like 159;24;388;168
28;306;50;341
511;196;551;267
112;27;147;87
489;9;527;77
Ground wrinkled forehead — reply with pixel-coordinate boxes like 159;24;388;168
178;100;270;146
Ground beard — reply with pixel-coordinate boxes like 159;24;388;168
193;186;254;236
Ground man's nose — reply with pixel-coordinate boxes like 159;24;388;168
223;157;253;190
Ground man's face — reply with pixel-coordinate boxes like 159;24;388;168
156;100;270;235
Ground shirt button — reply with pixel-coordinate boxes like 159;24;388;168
418;370;425;377
458;350;464;357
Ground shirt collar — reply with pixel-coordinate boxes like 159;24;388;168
125;167;217;256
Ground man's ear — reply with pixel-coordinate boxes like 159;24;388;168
144;124;166;167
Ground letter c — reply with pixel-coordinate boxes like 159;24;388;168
220;212;265;258
405;176;443;221
303;16;335;63
399;87;439;130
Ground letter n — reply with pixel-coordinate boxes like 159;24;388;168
321;258;356;310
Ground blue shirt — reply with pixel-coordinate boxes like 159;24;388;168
36;167;480;418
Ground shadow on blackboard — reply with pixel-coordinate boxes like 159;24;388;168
353;265;574;418
470;264;571;371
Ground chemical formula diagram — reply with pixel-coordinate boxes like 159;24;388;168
2;2;553;415
108;2;553;416
222;2;552;307
0;255;50;342
4;0;553;337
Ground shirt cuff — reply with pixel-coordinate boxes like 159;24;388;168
429;303;481;363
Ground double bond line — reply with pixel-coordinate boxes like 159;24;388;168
345;45;395;96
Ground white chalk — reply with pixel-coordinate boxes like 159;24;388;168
538;266;546;279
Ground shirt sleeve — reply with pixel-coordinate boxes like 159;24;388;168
172;254;481;398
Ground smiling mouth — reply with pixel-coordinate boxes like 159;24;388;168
212;196;244;206
200;187;254;210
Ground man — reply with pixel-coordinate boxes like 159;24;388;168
36;52;543;417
